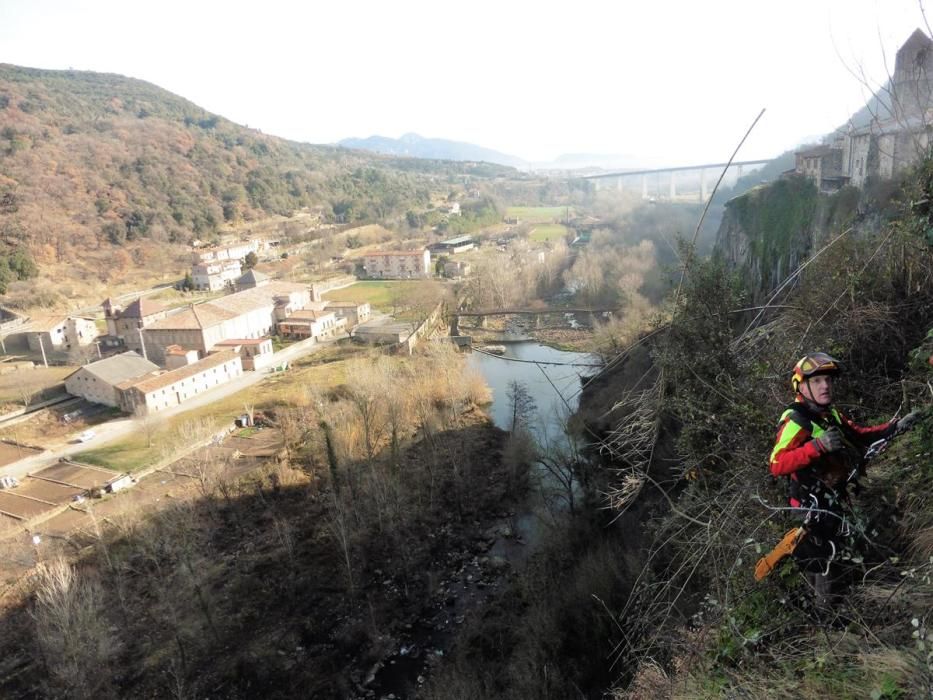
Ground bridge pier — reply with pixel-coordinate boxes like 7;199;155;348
700;168;707;202
669;172;676;199
617;176;623;192
737;164;745;180
642;175;648;199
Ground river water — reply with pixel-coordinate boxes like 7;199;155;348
466;341;601;439
467;341;602;551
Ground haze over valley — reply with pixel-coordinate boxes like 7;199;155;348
1;2;932;698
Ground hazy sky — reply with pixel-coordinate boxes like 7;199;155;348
0;0;928;166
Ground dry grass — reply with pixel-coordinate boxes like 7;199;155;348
0;366;74;407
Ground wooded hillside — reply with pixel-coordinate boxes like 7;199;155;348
0;65;512;305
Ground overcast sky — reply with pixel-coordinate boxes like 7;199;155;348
0;0;928;166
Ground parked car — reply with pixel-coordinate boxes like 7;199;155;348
77;430;96;443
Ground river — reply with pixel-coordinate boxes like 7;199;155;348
467;341;602;550
467;341;601;439
367;342;602;699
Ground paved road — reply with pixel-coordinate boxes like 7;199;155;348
0;336;338;480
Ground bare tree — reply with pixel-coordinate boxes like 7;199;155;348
327;489;356;599
16;372;46;409
32;557;118;699
345;357;389;462
135;406;166;449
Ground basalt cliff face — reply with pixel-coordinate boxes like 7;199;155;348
715;175;874;299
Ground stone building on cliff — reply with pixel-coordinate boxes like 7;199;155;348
795;29;933;192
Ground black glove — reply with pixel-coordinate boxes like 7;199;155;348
895;410;922;433
814;427;844;453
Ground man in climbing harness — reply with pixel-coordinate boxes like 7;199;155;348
762;352;921;603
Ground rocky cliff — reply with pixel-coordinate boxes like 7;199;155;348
715;175;869;299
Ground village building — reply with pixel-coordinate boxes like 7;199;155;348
24;315;98;353
322;301;371;329
213;338;275;371
163;345;201;369
143;281;311;364
191;240;260;264
235;268;270;291
102;297;169;352
64;351;160;407
795;29;933;192
192;259;242;291
361;249;431;279
352;318;414;345
278;308;345;341
144;282;311;363
429;235;474;255
116;350;243;415
443;260;472;279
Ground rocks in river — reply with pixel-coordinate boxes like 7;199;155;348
484;522;513;540
478;345;507;355
483;555;509;572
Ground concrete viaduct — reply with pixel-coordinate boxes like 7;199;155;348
584;159;771;202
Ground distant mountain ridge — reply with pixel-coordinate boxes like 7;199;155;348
339;132;527;168
339;133;668;172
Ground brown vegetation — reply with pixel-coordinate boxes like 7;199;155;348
0;343;523;698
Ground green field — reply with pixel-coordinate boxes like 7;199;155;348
505;206;573;224
73;435;159;473
529;224;568;242
323;281;426;310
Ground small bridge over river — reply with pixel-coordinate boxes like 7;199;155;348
584;159;771;202
454;307;616;317
450;306;615;331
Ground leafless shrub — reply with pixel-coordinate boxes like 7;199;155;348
31;557;118;699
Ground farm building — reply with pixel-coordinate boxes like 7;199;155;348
429;235;474;255
64;351;159;407
143;281;310;364
116;350;243;415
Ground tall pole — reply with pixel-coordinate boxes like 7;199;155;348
38;335;48;367
138;327;148;361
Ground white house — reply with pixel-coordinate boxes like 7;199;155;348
323;301;371;329
192;260;242;292
25;316;98;352
278;308;344;341
116;350;243;415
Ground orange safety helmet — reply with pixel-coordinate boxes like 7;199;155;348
791;352;842;393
